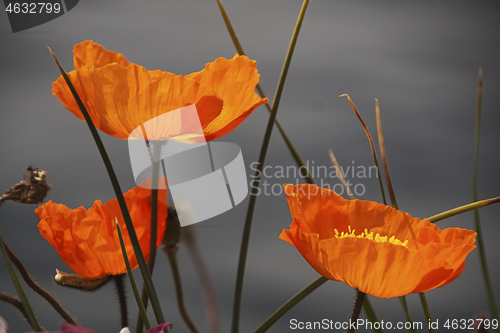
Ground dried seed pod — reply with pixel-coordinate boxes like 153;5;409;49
0;166;51;206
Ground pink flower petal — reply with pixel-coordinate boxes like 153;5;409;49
146;323;174;333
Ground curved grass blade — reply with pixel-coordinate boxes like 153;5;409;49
215;0;315;185
341;94;387;204
231;1;310;332
427;196;500;223
48;48;165;325
254;277;328;333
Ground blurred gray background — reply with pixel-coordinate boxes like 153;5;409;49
1;1;500;332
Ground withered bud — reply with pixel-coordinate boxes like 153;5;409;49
163;205;185;248
0;166;51;206
54;269;110;291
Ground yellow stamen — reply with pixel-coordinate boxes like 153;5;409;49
334;226;408;247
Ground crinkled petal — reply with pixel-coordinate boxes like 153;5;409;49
185;54;268;142
73;40;130;69
53;63;223;140
37;178;168;279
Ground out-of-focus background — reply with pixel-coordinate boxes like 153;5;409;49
1;1;500;332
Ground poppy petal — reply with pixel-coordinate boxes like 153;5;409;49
185;54;268;141
53;63;223;140
280;184;477;298
37;179;168;279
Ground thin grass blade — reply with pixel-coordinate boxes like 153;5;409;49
115;219;152;331
0;236;42;331
231;2;310;331
254;276;328;333
427;196;500;223
215;0;315;185
341;94;387;204
471;68;499;328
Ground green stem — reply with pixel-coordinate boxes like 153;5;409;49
471;68;498;329
399;296;417;333
165;245;199;333
136;140;163;333
231;2;310;332
362;296;384;333
348;290;366;333
185;228;221;333
0;236;42;331
4;240;77;325
427;196;500;223
418;293;434;333
116;219;152;331
254;276;328;333
49;48;165;325
215;0;315;185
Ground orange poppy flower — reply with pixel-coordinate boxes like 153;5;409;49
52;40;268;142
36;179;168;279
280;184;477;299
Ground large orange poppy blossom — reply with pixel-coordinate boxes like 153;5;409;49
52;40;268;142
36;179;168;279
279;184;477;299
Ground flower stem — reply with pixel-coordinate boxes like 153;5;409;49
0;292;28;323
164;245;199;333
136;140;163;333
418;293;434;333
348;290;366;333
254;276;328;333
185;228;221;333
114;274;129;328
471;68;498;330
362;296;384;333
49;48;165;325
4;240;77;325
427;196;500;223
399;296;417;333
0;236;42;331
115;219;152;331
230;2;310;332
